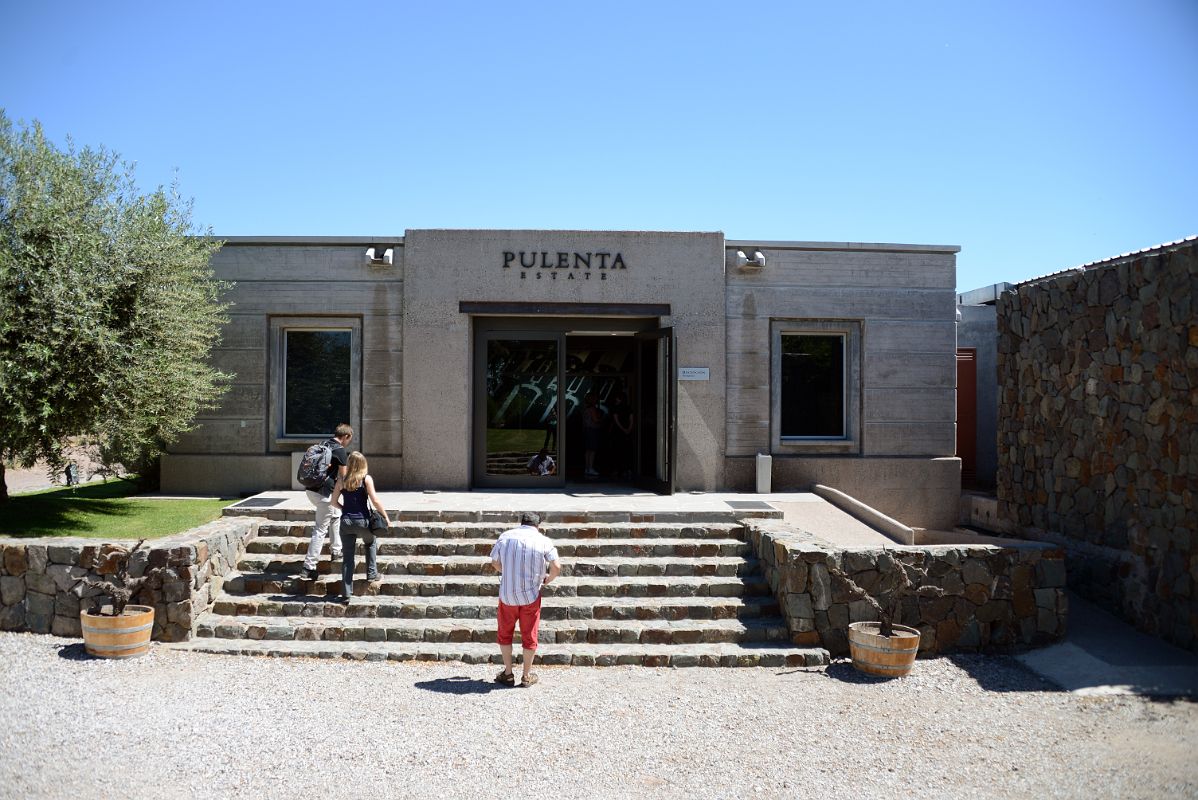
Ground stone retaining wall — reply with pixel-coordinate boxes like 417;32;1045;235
0;517;259;642
746;520;1067;656
997;240;1197;651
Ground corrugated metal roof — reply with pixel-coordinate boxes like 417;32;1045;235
1017;235;1197;287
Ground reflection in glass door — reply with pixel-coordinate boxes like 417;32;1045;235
481;336;562;484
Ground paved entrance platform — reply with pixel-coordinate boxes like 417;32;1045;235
224;489;899;547
231;488;824;515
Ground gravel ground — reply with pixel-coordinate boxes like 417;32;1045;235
1;632;1195;800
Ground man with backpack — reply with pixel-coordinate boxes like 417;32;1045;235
298;423;353;582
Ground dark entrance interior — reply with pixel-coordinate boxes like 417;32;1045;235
472;318;674;492
562;334;636;482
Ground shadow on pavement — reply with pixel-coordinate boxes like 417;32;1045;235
821;654;1060;692
414;675;512;695
56;643;93;661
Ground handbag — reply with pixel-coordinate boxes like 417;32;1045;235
367;499;388;531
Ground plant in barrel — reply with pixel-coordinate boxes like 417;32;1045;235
827;552;944;678
72;540;170;658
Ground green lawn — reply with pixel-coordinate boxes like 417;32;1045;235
486;428;547;453
0;480;232;540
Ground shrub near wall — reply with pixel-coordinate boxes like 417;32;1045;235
997;241;1198;651
0;517;257;642
746;521;1066;656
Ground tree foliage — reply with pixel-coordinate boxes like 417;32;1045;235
0;112;230;500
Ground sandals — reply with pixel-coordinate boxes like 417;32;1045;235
494;669;539;687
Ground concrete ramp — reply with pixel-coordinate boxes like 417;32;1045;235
766;493;899;548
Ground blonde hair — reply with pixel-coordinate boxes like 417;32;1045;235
343;451;368;492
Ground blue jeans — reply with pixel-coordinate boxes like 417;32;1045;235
338;525;378;598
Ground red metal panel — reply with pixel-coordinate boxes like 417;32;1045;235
956;348;978;489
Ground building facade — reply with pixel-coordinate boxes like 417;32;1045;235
161;230;962;529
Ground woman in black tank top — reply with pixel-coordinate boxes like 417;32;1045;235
330;451;391;604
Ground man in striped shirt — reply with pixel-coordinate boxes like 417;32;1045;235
490;511;561;687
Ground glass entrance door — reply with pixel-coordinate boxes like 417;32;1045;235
636;326;676;494
472;317;674;492
473;333;565;488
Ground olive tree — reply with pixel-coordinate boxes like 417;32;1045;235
0;113;230;501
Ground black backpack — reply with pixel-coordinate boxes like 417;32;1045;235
296;439;335;490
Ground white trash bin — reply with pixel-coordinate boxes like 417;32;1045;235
755;453;772;494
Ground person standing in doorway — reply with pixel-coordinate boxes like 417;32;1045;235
582;391;605;478
541;404;557;451
330;451;390;604
302;423;352;582
490;512;561;687
609;391;635;480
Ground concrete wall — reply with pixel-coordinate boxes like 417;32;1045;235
725;242;961;528
997;240;1198;651
401;230;726;491
162;239;404;494
957;303;999;489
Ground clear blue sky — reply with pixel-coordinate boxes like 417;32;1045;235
2;0;1196;290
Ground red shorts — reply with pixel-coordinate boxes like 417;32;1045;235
497;597;543;650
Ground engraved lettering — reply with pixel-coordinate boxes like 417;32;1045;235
503;249;626;273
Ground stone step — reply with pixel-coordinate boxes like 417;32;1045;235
195;614;791;645
236;554;759;579
254;521;749;540
232;512;776;524
166;637;829;668
246;536;751;558
223;572;770;598
210;593;781;621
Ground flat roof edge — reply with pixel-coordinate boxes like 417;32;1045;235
213;236;406;246
726;239;961;254
207;235;959;254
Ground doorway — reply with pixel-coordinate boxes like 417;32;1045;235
471;318;675;492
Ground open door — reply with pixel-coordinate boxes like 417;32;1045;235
472;330;566;489
636;327;676;494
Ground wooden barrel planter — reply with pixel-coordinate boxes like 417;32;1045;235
79;605;154;659
847;621;921;678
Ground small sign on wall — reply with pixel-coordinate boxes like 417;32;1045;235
679;367;710;381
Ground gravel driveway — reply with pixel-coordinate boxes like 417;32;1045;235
1;632;1194;799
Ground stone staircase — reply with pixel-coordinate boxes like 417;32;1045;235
175;508;828;668
484;451;541;475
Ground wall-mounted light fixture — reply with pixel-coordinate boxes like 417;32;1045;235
732;249;767;271
366;246;394;266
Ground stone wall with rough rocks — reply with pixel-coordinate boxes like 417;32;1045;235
746;520;1067;656
996;240;1198;651
0;517;258;642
